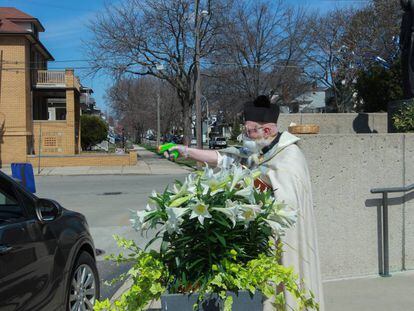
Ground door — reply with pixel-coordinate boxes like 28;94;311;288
0;174;58;310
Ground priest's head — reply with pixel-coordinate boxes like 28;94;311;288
243;95;279;150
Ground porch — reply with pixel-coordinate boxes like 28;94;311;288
33;69;81;91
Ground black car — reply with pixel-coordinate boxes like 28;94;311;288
208;137;228;149
0;171;100;311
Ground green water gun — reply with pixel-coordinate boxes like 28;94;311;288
158;143;180;160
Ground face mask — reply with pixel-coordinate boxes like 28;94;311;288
242;134;275;155
242;136;259;153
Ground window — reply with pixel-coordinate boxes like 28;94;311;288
0;180;24;223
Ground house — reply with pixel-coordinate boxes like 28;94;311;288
0;7;83;164
282;87;329;113
80;87;102;116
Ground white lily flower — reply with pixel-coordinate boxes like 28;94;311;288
189;201;211;225
129;209;150;231
166;206;190;219
145;204;155;212
264;219;283;236
170;181;189;200
203;165;214;179
230;165;248;191
200;169;230;195
164;207;190;234
213;200;239;227
235;185;256;204
238;203;263;222
268;209;297;228
148;190;159;206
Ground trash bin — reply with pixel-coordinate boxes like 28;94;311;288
11;163;36;193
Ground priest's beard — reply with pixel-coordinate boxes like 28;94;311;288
243;134;275;154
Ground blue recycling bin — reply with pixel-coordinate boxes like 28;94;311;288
11;163;36;193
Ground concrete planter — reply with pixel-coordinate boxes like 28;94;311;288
161;291;263;311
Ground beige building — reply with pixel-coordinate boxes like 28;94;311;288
0;7;82;165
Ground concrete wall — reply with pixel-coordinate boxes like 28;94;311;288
296;133;413;280
278;113;388;134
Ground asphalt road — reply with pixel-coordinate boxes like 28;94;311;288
35;174;187;300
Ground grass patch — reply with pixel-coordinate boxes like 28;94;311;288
139;143;197;169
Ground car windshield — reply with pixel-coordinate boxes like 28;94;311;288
217;138;225;141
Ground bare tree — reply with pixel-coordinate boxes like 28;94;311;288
343;0;401;68
210;0;309;99
87;0;229;144
302;1;402;112
301;8;359;112
202;0;311;122
106;77;182;143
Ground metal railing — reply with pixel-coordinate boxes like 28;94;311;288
36;70;66;85
371;183;414;277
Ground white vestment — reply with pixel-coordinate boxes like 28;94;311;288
217;131;324;310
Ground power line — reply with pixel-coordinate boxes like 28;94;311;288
1;59;305;68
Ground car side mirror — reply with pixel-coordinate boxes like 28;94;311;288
35;199;62;223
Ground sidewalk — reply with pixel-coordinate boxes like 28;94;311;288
323;270;414;311
110;270;414;310
0;146;193;176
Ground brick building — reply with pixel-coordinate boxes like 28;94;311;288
0;7;82;165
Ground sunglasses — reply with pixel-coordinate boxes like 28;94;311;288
242;126;264;136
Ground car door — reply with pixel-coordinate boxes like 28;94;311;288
0;174;58;311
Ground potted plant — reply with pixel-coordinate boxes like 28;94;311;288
392;103;414;132
95;165;319;311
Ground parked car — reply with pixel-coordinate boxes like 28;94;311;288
0;171;100;311
190;137;197;146
209;137;227;149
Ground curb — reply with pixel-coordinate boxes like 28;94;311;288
109;277;161;310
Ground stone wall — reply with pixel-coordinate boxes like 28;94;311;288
296;133;413;280
26;150;138;167
278;113;388;134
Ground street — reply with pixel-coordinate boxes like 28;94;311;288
35;174;187;300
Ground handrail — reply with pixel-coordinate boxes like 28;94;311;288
36;70;66;85
370;183;414;277
371;183;414;194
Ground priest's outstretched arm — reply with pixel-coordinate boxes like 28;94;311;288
165;145;219;165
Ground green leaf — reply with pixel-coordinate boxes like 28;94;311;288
170;195;192;207
161;240;168;253
213;213;232;229
213;231;226;247
187;258;205;270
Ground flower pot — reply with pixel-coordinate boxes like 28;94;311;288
161;291;263;311
288;124;320;134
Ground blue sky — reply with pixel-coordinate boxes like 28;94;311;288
2;0;368;112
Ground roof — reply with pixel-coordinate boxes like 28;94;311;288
0;18;25;33
0;7;52;60
0;7;45;32
0;7;35;19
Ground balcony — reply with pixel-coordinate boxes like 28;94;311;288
34;70;81;91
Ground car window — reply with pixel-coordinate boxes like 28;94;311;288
217;138;226;141
0;179;25;223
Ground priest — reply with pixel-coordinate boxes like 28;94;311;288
166;95;325;310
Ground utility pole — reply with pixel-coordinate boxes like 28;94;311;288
156;64;164;147
157;90;161;146
194;0;202;150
